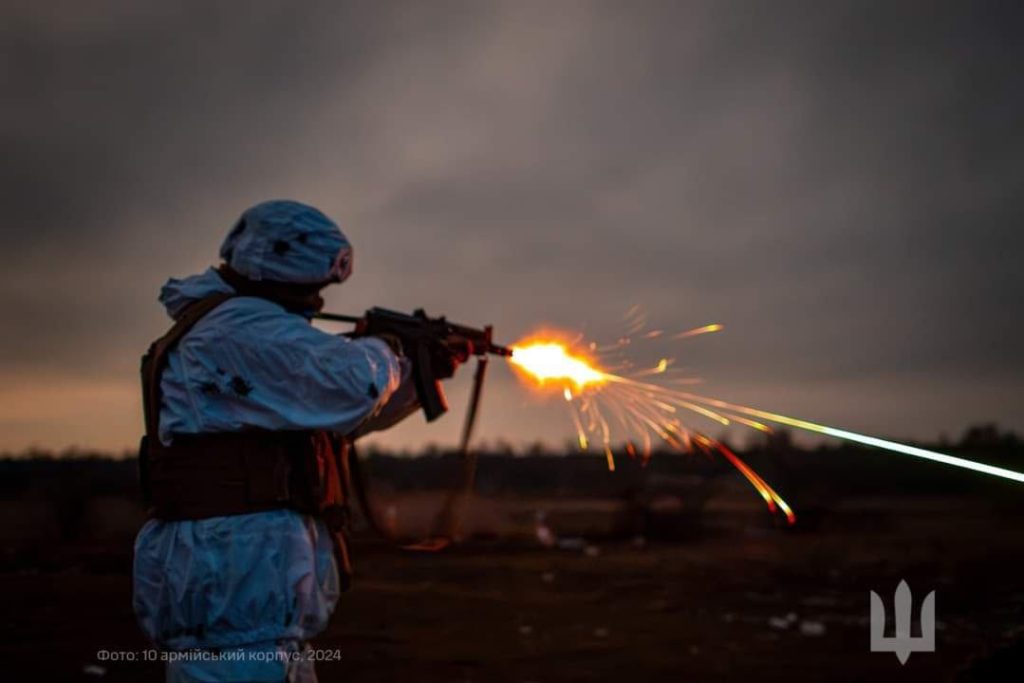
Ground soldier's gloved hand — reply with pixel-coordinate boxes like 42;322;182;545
372;333;404;357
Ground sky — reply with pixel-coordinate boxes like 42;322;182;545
2;1;1022;455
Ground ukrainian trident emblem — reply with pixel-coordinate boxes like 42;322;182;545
870;580;936;664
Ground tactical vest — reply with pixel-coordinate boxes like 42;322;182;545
138;293;353;587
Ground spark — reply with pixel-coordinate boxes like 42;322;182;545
507;334;795;512
629;357;673;379
714;441;795;524
507;330;1024;524
674;323;724;339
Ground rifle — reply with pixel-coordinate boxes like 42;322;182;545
315;307;512;422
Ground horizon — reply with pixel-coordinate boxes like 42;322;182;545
5;420;1019;462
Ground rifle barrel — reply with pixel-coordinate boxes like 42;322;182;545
316;310;513;357
489;343;514;357
314;311;363;324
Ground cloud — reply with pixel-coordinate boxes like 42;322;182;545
1;0;1022;451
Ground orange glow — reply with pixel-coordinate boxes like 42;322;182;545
509;340;607;390
504;312;1024;525
505;326;798;524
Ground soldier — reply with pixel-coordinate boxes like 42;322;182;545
134;200;440;682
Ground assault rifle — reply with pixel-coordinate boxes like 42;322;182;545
314;307;512;422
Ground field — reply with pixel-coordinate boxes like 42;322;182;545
3;453;1023;681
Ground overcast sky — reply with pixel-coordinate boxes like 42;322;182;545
2;1;1022;454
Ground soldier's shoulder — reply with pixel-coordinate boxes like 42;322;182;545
190;296;312;341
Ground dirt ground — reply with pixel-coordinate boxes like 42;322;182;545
3;497;1023;682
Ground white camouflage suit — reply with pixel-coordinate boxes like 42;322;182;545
133;200;417;682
